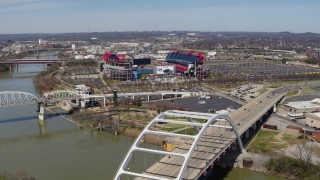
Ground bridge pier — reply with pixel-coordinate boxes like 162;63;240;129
273;104;277;113
253;122;257;130
38;120;46;136
245;129;250;139
80;99;86;111
76;98;80;106
232;143;238;151
147;95;150;101
38;102;45;121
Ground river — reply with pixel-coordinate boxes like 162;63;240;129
0;51;284;180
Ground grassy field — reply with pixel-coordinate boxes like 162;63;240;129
247;130;290;153
311;146;320;156
175;128;197;135
285;90;299;97
256;87;268;95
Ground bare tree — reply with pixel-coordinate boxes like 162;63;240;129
296;141;313;165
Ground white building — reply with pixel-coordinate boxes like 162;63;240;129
157;50;171;54
207;51;216;56
84;55;95;59
72;44;76;51
75;84;91;95
285;99;320;113
306;113;320;129
75;55;84;60
153;66;176;75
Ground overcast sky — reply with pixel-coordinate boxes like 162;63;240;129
0;0;319;34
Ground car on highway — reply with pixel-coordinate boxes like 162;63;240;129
198;100;206;104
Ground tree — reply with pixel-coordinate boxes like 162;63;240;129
295;141;313;166
281;58;289;64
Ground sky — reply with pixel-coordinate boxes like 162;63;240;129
0;0;319;34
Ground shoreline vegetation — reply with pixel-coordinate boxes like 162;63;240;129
246;129;320;179
0;171;35;180
33;65;59;95
266;156;320;180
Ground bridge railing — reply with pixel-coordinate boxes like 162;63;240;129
0;90;89;107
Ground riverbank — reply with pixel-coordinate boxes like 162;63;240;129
0;171;35;180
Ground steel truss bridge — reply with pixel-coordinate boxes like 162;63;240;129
0;91;39;107
0;90;91;107
0;90;192;108
114;110;244;180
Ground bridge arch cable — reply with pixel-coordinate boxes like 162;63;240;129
114;110;245;180
0;91;39;107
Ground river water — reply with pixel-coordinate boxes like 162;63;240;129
0;52;283;180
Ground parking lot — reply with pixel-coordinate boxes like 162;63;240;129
205;60;320;77
153;95;241;113
226;84;263;102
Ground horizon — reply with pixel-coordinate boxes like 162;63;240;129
0;0;319;34
0;30;319;36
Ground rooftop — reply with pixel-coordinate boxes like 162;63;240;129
285;101;320;110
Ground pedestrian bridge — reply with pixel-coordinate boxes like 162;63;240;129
0;91;39;107
115;91;285;180
0;90;103;120
0;90;83;107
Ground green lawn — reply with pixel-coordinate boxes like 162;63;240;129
175;128;197;135
311;146;320;156
247;130;287;154
283;134;307;145
286;90;299;97
257;88;268;95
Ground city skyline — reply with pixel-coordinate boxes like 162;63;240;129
0;0;319;34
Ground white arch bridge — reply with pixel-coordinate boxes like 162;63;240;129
115;110;245;180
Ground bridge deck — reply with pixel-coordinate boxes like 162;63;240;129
136;91;285;180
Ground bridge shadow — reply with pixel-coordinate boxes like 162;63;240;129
202;111;273;180
0;116;38;124
45;112;70;120
0;112;70;124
